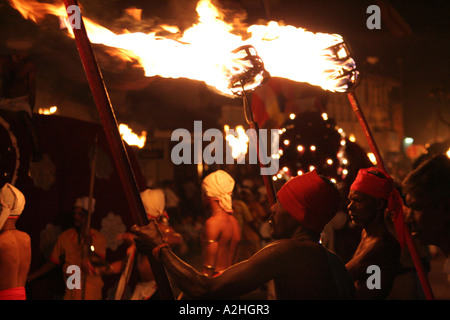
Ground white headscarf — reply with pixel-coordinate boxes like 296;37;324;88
74;196;95;212
140;189;165;218
202;170;235;212
0;183;26;229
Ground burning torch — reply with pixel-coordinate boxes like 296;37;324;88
61;0;174;299
227;45;277;206
326;40;435;300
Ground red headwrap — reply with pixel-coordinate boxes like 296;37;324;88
350;167;405;247
277;170;341;233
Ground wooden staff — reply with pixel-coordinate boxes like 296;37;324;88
62;0;174;300
81;134;98;300
231;45;277;206
241;84;277;206
114;246;136;300
347;91;435;300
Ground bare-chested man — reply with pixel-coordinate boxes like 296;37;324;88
346;167;401;299
131;170;355;299
0;183;31;300
200;170;241;277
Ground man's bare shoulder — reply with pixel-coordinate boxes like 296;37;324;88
0;230;30;246
257;238;320;258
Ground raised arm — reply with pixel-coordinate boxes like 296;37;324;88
131;221;283;299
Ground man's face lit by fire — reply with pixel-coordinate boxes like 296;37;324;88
347;190;384;227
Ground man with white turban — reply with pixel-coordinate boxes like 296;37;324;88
200;170;241;277
27;196;107;300
0;183;31;300
109;189;183;300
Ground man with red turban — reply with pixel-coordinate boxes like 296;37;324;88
131;170;355;299
345;167;402;299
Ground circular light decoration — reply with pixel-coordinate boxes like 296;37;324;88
274;111;349;184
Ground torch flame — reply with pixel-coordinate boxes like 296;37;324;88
225;125;249;160
8;0;358;94
119;124;147;149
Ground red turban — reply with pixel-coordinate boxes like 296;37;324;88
350;167;405;247
277;170;341;233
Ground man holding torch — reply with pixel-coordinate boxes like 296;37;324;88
131;170;355;299
345;168;402;299
27;197;107;300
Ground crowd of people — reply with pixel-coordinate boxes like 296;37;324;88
0;153;448;300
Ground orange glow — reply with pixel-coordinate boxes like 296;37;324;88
119;124;147;148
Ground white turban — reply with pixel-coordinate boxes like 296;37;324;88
140;189;165;218
74;197;95;212
0;183;26;230
202;170;235;212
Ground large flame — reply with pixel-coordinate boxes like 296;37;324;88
8;0;358;95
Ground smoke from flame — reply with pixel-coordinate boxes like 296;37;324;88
8;0;358;95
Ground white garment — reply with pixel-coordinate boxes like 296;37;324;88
130;281;157;300
74;196;95;212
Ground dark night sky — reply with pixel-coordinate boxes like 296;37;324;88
0;0;449;144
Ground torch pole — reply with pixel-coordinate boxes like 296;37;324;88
82;134;98;300
241;85;277;207
63;0;174;300
347;91;435;300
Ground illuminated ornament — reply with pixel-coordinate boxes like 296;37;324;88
367;152;377;165
276;111;351;183
349;134;356;142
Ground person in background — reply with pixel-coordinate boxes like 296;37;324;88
0;183;31;300
131;171;355;299
402;154;450;291
27;197;107;300
107;189;184;300
200;170;241;277
345;167;402;299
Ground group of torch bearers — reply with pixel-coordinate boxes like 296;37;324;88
1;0;448;301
